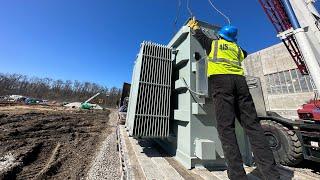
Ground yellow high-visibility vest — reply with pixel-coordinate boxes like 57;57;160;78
207;39;245;76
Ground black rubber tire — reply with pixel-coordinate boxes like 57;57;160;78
260;120;303;166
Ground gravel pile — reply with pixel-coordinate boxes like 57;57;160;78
0;153;21;179
0;153;15;171
86;111;121;180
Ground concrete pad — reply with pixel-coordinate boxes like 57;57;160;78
119;126;145;180
124;131;183;179
119;125;319;180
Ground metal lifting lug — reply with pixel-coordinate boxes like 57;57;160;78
193;52;202;61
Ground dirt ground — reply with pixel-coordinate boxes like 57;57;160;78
0;104;112;180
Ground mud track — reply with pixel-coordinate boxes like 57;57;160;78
0;105;111;179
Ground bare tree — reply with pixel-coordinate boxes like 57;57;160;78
0;73;122;107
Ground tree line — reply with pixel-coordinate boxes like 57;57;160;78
0;73;122;107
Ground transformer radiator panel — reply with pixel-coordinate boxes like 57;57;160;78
126;42;172;137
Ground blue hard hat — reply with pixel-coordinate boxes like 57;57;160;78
218;25;238;42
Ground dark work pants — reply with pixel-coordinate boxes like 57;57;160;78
209;75;280;180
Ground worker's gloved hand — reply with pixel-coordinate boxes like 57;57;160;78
187;17;200;30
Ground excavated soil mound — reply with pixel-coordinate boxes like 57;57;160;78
0;105;111;180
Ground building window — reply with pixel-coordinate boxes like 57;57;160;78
274;73;282;94
305;75;316;91
279;72;288;94
297;70;309;92
269;73;276;94
264;69;315;95
290;69;301;93
284;70;294;93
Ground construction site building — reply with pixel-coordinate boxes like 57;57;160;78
244;43;316;119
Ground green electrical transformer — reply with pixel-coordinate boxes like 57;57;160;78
126;20;266;169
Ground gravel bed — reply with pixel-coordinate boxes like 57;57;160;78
86;111;121;180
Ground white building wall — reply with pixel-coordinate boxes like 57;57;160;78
243;43;314;119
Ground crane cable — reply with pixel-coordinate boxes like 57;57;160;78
207;0;231;25
173;0;182;35
187;0;231;26
187;0;193;17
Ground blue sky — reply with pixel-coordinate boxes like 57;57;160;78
1;0;316;87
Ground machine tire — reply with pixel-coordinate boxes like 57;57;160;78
260;120;303;166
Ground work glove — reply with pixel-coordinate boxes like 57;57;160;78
187;17;200;30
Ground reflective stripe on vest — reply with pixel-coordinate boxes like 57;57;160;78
210;40;242;67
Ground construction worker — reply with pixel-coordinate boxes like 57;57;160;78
188;18;280;180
